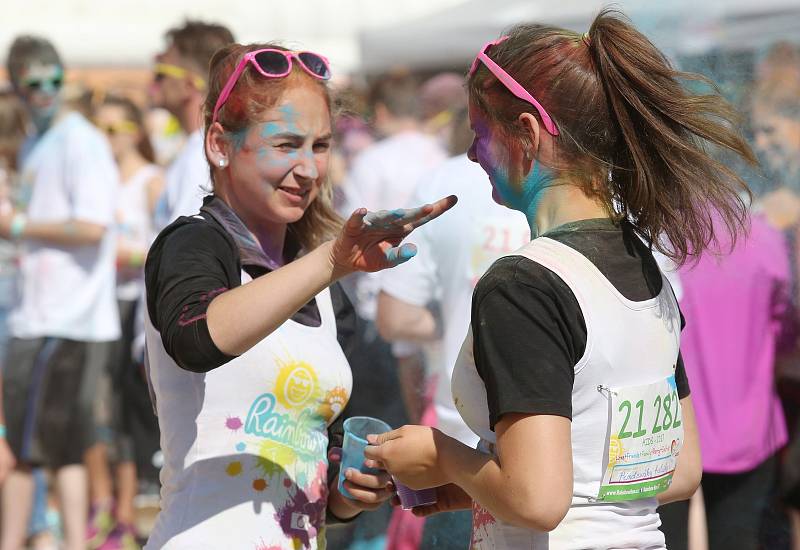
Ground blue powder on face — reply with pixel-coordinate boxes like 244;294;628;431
228;128;249;151
261;122;283;138
236;442;246;452
277;105;299;132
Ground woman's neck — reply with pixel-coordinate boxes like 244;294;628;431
532;181;608;237
116;150;147;182
250;223;287;265
214;183;289;264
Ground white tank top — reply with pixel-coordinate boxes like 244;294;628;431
116;164;160;301
144;272;353;550
452;237;682;550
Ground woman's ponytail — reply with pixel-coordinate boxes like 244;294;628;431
587;9;755;261
468;9;757;265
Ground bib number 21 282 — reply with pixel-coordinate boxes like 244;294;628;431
598;375;684;502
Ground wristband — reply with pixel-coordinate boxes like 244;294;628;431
0;424;6;439
9;213;26;240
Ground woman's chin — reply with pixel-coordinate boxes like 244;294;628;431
274;205;308;225
491;186;505;206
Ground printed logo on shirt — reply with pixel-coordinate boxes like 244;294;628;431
275;359;321;410
245;393;328;464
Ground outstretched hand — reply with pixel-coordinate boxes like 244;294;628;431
329;195;457;277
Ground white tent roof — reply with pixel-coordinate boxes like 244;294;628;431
359;0;800;73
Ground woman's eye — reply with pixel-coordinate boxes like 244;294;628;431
313;142;331;152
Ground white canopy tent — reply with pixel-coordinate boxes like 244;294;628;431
358;0;800;73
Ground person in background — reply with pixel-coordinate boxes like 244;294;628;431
337;72;449;549
0;36;120;550
0;91;26;371
84;94;164;550
674;210;794;550
419;72;470;151
149;20;234;230
377;107;529;550
0;90;25;498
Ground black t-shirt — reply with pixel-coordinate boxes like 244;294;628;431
144;196;357;374
471;218;690;430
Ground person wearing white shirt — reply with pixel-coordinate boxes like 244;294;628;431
0;36;120;550
149;20;234;229
377;155;529;548
342;72;447;322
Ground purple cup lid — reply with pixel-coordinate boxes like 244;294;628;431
394;479;437;510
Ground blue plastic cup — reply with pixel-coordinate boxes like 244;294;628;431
338;416;392;499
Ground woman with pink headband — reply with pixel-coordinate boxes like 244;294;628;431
141;41;455;549
366;9;757;549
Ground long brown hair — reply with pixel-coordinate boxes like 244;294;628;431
468;9;756;265
203;42;342;251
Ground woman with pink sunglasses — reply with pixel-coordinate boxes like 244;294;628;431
141;42;455;549
366;9;757;549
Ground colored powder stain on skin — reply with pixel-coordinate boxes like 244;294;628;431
252;478;268;491
228;129;248;152
385;245;417;264
277;105;299;132
260;122;283;138
226;416;243;431
236;442;247;452
226;461;243;477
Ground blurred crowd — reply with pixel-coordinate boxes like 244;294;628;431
0;14;798;550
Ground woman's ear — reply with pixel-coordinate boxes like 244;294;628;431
518;112;541;157
517;112;541;176
205;122;230;170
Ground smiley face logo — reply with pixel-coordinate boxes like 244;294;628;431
274;359;320;410
286;367;315;406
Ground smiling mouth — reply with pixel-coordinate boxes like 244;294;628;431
278;187;310;199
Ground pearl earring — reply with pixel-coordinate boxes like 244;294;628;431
219;158;228;168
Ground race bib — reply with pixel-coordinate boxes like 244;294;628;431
469;218;530;287
598;375;683;502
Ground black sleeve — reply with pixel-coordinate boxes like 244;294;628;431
324;284;361;524
675;303;690;399
326;282;356;490
145;220;240;372
675;352;690;399
330;282;359;361
472;257;579;429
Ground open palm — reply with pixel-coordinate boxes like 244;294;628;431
331;195;457;274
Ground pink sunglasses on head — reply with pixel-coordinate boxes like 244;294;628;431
211;48;332;124
469;36;559;136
